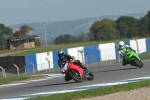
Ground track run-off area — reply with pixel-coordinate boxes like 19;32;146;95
0;60;150;100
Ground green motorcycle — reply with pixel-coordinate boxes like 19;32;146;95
120;48;143;68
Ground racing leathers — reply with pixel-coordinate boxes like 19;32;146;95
118;45;136;66
58;54;87;73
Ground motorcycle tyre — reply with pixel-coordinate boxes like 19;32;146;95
133;57;143;68
86;69;94;81
68;70;82;82
64;74;72;81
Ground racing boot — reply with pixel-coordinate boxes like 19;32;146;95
79;63;87;70
122;59;129;66
74;60;87;70
122;59;127;66
60;67;65;74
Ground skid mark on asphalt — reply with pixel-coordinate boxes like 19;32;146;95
2;76;150;100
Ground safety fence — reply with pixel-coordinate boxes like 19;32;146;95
0;38;150;77
0;56;25;77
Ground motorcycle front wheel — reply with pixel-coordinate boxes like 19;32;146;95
68;70;82;82
133;57;143;68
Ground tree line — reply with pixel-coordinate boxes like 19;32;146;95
1;11;150;47
53;11;150;44
0;24;40;49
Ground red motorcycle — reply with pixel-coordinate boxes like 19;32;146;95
62;60;94;82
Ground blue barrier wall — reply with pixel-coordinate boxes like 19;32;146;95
53;49;68;68
23;38;150;73
24;54;37;72
84;45;100;63
146;38;150;50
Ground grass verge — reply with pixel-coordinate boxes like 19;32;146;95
26;80;150;100
139;50;150;60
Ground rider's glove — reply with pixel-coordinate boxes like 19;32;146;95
70;58;74;62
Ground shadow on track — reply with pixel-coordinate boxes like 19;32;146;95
19;81;77;89
93;67;137;73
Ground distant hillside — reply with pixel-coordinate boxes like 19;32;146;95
8;12;146;45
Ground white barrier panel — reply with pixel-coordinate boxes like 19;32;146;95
68;46;84;63
130;38;146;54
137;39;146;53
130;40;138;52
98;43;116;61
36;51;53;71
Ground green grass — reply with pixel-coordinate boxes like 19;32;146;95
139;50;150;60
26;80;150;100
15;41;114;56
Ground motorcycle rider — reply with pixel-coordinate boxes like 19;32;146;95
118;41;136;66
57;49;87;73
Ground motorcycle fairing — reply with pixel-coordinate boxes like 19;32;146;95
66;61;84;77
121;48;141;62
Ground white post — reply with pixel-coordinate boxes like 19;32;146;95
45;58;50;72
4;69;6;77
77;49;84;64
96;47;102;65
14;64;19;76
0;66;5;78
23;64;27;76
30;62;35;74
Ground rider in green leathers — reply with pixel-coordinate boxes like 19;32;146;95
118;41;136;66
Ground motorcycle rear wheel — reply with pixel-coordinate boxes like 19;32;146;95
86;69;94;81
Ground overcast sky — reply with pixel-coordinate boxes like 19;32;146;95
0;0;150;26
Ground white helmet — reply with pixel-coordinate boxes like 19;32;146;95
119;41;124;49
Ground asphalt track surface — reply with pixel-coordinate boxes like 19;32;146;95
0;60;150;99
